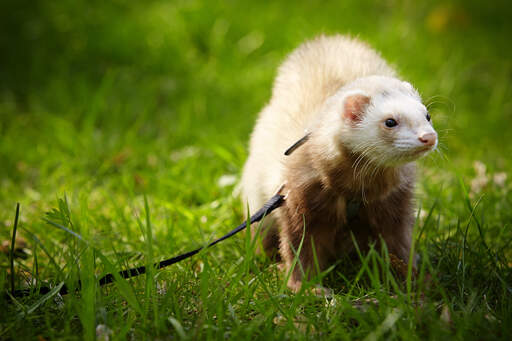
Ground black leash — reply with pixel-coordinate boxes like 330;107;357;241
10;193;285;298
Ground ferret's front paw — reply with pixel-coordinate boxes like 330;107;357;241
286;278;332;297
311;285;333;298
287;278;302;293
389;253;417;279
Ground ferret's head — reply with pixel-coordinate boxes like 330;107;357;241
321;76;438;166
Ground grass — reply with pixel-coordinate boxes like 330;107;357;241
1;0;512;339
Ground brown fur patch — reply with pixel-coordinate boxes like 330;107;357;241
273;139;416;291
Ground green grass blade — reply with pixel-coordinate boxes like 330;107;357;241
17;281;65;318
97;251;143;315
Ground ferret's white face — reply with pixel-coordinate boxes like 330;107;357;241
334;77;438;166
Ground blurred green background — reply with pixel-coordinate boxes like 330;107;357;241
2;0;512;180
1;0;512;339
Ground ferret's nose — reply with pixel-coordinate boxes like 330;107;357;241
418;132;437;146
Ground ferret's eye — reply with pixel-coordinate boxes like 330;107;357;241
426;113;431;121
385;118;398;127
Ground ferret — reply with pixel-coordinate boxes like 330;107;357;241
240;35;437;292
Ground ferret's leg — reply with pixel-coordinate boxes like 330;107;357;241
278;214;334;292
366;189;415;264
251;220;281;260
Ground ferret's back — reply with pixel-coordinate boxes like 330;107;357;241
270;35;396;123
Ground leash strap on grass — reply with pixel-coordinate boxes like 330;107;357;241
11;193;285;298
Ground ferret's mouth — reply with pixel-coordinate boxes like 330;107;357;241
417;145;433;152
397;145;433;160
412;145;434;157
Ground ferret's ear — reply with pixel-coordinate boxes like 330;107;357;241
343;93;371;123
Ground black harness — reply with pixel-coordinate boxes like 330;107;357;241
346;199;362;221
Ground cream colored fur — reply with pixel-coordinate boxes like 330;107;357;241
241;35;400;214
